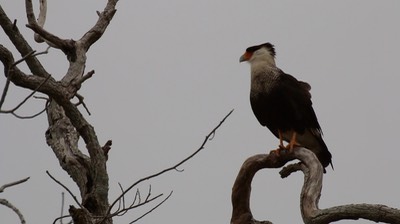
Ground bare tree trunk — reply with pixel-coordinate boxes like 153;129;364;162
0;0;118;223
1;2;233;222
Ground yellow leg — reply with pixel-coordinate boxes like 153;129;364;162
278;130;285;149
272;130;300;156
287;131;299;150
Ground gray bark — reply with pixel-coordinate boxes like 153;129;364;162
230;147;400;224
0;1;118;223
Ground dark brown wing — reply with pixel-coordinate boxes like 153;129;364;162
250;70;320;134
277;71;322;133
250;70;332;169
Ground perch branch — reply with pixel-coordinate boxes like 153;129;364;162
231;147;400;224
311;204;400;224
230;149;296;224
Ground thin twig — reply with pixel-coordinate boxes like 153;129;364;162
2;75;50;113
0;42;50;108
31;45;51;57
46;171;84;210
12;105;47;119
0;72;12;110
0;50;35;109
75;93;91;115
99;109;233;224
60;192;65;224
129;191;173;224
0;47;50;110
106;109;233;217
33;95;49;100
52;215;71;224
122;188;141;215
12;19;17;29
131;189;141;207
9;47;48;69
80;70;95;85
114;185;158;217
116;183;126;215
111;193;165;218
0;177;30;193
11;50;36;68
145;185;151;201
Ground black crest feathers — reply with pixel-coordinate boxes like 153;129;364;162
246;42;276;57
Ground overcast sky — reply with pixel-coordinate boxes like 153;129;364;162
1;1;400;224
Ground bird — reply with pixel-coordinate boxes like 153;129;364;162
239;42;332;170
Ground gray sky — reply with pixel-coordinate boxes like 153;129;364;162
1;1;400;223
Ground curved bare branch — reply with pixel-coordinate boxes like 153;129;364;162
34;0;47;43
0;199;26;224
0;177;30;193
231;147;400;224
230;150;294;224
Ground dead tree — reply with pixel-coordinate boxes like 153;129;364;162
230;147;400;224
0;1;232;223
1;1;119;222
3;1;398;224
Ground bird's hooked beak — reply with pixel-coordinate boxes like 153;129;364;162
239;51;252;62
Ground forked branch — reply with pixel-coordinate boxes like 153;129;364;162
25;0;74;51
0;177;30;224
231;147;400;224
0;46;51;118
